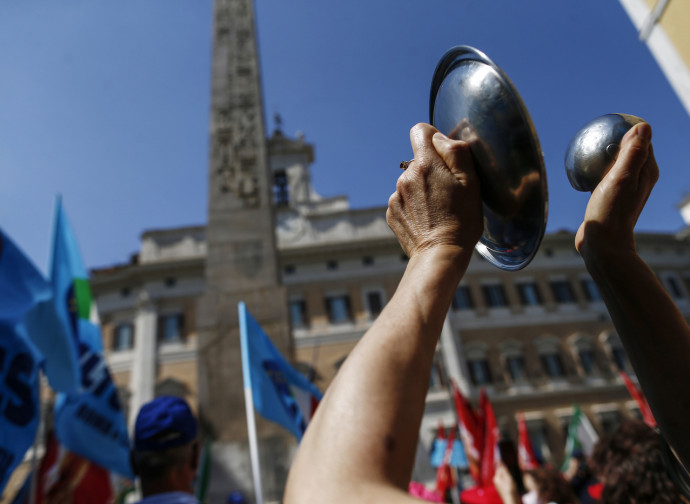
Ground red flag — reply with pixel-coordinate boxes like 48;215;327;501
437;420;446;441
451;380;481;483
435;429;456;496
15;432;115;504
479;389;499;487
619;371;656;427
517;412;540;470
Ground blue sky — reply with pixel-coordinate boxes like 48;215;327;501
2;1;689;273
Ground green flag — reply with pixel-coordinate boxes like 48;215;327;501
561;404;599;471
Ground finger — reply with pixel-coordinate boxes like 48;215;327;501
431;131;477;183
607;122;652;185
409;123;443;175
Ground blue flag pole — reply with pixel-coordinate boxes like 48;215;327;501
238;302;264;504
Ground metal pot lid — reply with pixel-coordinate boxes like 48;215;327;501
430;46;548;271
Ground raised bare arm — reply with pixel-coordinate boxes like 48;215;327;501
284;123;483;504
576;122;690;469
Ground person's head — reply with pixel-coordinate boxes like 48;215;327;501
130;396;199;497
590;419;684;504
523;467;577;504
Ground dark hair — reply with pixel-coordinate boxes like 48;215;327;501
131;442;193;481
590;419;683;504
525;467;578;504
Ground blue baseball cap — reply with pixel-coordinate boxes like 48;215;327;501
134;396;198;451
227;491;247;504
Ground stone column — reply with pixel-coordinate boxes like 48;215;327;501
129;290;157;427
197;0;294;501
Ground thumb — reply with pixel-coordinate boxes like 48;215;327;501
603;122;652;189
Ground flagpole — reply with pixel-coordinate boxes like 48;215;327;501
29;371;45;504
238;302;264;504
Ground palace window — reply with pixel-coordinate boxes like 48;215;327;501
602;332;629;371
466;343;492;386
289;299;309;328
429;353;448;391
611;346;628;371
535;337;566;379
572;335;598;376
540;353;565;378
159;314;184;343
113;323;134;351
468;359;492;386
501;341;528;384
550;279;576;303
506;356;527;382
326;295;352;324
517;282;542;306
580;278;602;302
273;170;289;206
452;285;474;311
365;290;384;318
482;283;508;308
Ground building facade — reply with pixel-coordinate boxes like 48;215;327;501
90;126;690;495
618;0;690;116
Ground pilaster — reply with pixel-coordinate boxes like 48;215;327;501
129;290;158;427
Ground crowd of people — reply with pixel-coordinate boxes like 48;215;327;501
492;419;687;504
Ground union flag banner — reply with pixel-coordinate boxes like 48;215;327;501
239;302;322;440
50;198;132;478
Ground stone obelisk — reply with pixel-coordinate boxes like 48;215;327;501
197;0;293;500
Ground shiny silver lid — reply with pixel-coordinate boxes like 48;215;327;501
430;46;548;271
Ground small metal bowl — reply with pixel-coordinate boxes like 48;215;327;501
565;113;645;192
430;46;548;271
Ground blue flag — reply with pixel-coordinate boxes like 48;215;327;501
0;228;79;395
0;231;45;492
50;199;133;478
430;438;468;469
238;302;322;440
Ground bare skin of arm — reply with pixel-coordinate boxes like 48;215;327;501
576;122;690;469
283;123;483;504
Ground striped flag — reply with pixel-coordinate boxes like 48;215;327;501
517;412;540;470
561;404;599;471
